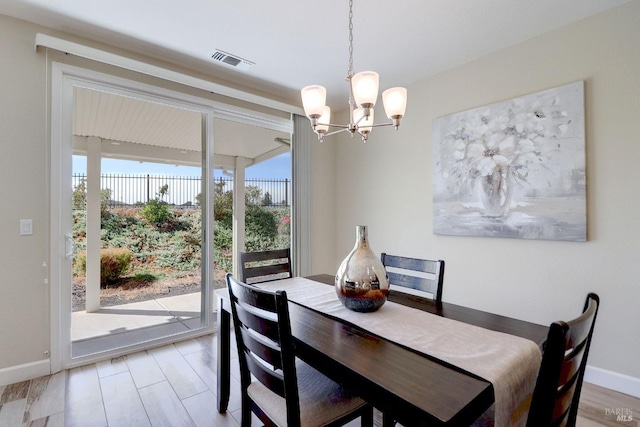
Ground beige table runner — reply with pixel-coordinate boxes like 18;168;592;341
255;277;542;427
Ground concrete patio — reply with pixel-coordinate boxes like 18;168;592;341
71;292;204;357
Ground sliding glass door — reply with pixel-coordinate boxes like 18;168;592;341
70;87;208;358
50;61;294;369
52;64;215;367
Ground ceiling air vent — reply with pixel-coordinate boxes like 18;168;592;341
211;49;254;71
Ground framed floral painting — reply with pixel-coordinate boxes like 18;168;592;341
432;81;586;241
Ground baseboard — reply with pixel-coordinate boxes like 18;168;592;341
0;359;50;386
584;365;640;398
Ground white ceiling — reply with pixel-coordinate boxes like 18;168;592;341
0;0;633;110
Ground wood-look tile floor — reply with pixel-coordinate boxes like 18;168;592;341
0;332;638;426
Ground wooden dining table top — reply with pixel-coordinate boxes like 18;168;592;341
216;274;548;426
306;274;548;346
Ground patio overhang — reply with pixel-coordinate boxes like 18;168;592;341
72;87;291;169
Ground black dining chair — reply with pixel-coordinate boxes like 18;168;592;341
374;254;445;427
526;292;600;427
473;293;600;427
240;248;292;285
226;273;373;427
380;253;445;307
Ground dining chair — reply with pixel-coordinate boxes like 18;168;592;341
240;248;292;285
525;292;600;427
226;273;373;427
473;293;600;427
380;253;445;306
379;254;446;427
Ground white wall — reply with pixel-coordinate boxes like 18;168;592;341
0;14;50;373
330;0;640;389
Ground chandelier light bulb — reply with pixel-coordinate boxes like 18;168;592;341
382;87;407;119
301;85;327;118
354;107;374;139
316;106;331;134
351;71;379;109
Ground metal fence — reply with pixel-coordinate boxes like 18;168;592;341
72;174;290;209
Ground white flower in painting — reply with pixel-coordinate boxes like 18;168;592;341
466;142;485;158
453;140;466;159
443;92;572;189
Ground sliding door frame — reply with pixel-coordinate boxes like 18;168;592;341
49;61;293;371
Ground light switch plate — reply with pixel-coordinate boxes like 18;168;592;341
20;219;33;235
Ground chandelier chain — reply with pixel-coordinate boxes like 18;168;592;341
348;0;354;78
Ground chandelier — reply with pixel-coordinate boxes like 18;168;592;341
300;0;407;143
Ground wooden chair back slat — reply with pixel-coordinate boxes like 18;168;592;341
557;343;587;391
244;248;290;262
566;313;593;348
526;293;600;427
239;325;283;370
553;378;578;422
382;254;440;274
247;263;292;280
228;276;279;311
241;248;293;285
232;300;280;344
386;271;438;294
381;253;445;306
244;346;286;397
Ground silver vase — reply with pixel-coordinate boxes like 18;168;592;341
335;225;389;312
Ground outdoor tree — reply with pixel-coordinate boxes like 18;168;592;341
261;191;273;206
72;178;111;217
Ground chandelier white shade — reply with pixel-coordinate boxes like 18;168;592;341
351;71;379;109
382;87;408;125
300;0;407;142
300;85;326;118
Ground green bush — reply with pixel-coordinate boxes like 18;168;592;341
213;220;232;249
73;210;87;240
247;206;277;241
73;179;87;210
214;186;233;229
213;220;233;272
245;186;279;250
155;231;201;271
141;199;172;227
141;184;173;227
76;247;133;287
100;189;112;216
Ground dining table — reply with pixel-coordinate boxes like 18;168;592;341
215;274;548;426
